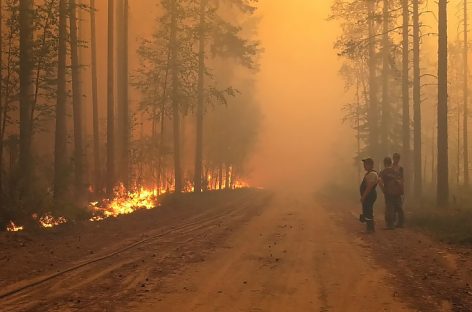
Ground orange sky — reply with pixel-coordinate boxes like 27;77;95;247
248;1;352;191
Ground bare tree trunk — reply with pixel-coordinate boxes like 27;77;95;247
69;0;84;198
356;74;361;182
2;19;14;191
413;0;422;197
432;125;436;189
122;0;129;187
381;0;390;154
464;0;470;187
458;104;461;186
157;42;171;192
437;0;449;207
19;0;34;202
194;0;206;193
170;0;182;193
218;163;223;190
90;0;101;193
225;164;230;190
0;0;4;210
367;0;378;159
107;0;115;196
116;0;129;188
402;0;410;191
54;0;68;201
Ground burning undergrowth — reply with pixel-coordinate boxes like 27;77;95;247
4;178;250;232
89;184;160;221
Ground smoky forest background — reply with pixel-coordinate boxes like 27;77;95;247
330;0;472;213
0;0;261;230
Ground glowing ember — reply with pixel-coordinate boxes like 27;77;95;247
6;221;24;232
89;184;159;220
38;214;67;228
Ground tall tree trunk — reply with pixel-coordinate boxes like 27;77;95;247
458;104;461;186
225;163;230;189
356;74;361;182
116;0;129;188
402;0;410;191
218;163;223;190
90;0;101;193
194;0;206;193
69;0;84;198
122;0;129;187
54;0;68;201
432;122;436;188
464;0;469;187
367;0;378;159
116;0;123;184
19;0;34;202
381;0;390;154
2;18;14;193
437;0;449;207
170;0;182;193
0;0;3;211
107;0;115;196
413;0;422;197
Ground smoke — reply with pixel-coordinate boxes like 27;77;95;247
248;0;354;192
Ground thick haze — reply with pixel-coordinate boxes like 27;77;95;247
91;1;354;192
248;1;352;191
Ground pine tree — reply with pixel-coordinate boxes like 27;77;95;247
90;0;101;193
69;0;84;198
54;0;68;201
412;0;422;196
437;0;449;206
107;0;115;196
19;0;34;202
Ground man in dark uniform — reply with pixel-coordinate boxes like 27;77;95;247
360;158;378;233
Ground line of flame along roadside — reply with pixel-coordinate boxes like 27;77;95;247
5;180;251;232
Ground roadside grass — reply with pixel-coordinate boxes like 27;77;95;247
409;191;472;244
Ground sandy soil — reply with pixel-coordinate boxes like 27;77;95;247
0;190;470;311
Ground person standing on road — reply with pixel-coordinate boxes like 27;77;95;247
392;153;405;227
378;157;398;229
359;158;378;233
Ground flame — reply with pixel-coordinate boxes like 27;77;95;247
38;214;67;228
3;178;251;232
89;184;159;221
6;221;24;232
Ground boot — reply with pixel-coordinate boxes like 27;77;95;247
366;220;375;233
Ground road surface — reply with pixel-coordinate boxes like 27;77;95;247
0;190;462;311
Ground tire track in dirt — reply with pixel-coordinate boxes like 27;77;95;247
0;190;271;312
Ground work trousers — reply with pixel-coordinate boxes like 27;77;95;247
362;192;377;232
384;195;404;228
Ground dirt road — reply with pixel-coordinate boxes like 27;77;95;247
128;193;410;312
0;190;462;311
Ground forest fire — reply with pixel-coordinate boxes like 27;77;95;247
89;184;159;221
4;180;251;232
